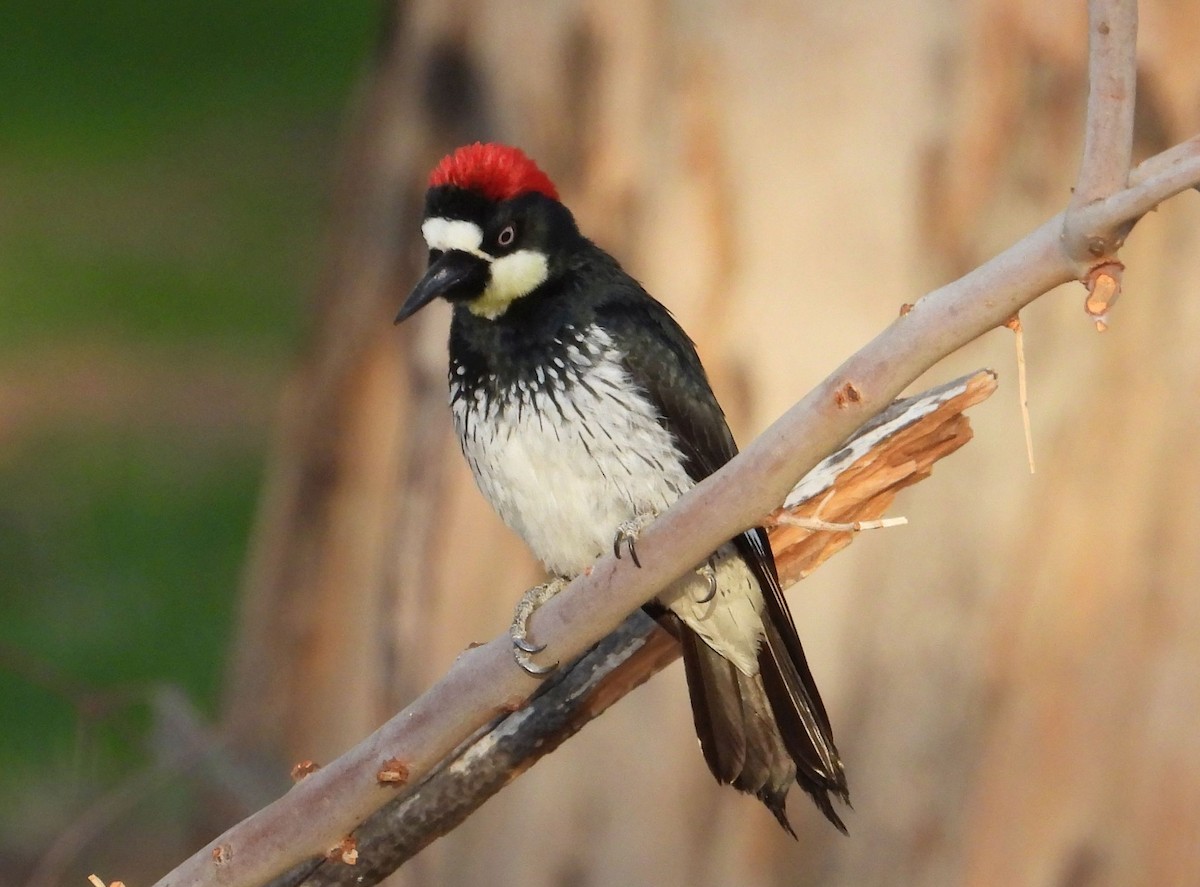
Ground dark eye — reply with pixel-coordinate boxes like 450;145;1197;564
497;224;516;247
428;248;444;264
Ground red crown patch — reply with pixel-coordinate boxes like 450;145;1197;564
428;142;559;202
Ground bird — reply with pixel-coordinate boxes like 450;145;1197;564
395;142;849;834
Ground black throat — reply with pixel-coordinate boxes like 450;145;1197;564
448;244;624;403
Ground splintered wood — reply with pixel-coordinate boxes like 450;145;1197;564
769;369;996;585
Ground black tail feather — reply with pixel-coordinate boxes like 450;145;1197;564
679;620;848;835
675;528;849;836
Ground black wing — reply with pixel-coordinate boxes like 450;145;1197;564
596;290;849;828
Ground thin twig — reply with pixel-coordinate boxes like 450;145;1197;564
770;513;908;533
1004;314;1036;474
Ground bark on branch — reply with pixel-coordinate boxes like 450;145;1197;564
259;371;997;887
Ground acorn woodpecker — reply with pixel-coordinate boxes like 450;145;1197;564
396;143;849;834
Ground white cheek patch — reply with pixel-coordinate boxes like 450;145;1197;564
489;250;549;299
470;250;550;319
422;217;484;254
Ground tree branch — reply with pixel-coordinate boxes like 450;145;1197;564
1065;0;1139;324
1072;0;1138;210
264;371;999;887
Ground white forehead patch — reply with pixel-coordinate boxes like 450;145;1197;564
422;217;485;254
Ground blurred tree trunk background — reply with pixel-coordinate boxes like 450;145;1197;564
223;2;1200;885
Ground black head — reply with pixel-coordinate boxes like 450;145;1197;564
396;143;582;324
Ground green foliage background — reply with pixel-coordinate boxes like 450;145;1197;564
0;1;378;870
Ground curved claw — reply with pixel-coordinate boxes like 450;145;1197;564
612;532;640;567
514;649;559;677
613;513;656;568
630;539;641;568
696;564;718;604
512;635;546;654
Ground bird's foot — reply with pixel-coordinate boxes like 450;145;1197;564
695;557;718;604
510;577;567;676
612;511;659;567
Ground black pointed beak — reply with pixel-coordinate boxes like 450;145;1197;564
395;250;491;323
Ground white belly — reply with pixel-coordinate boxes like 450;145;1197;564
452;344;689;575
450;330;764;674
